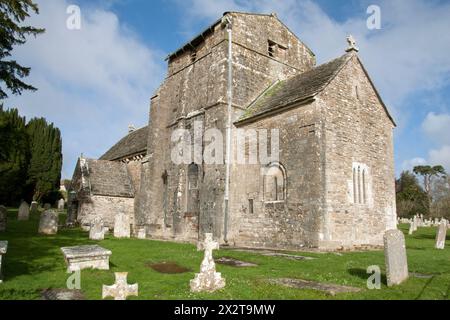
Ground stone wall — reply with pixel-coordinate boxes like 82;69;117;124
77;195;135;229
317;53;396;249
136;12;315;243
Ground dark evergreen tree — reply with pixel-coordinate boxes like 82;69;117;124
0;105;29;204
0;0;45;99
26;117;62;201
396;171;429;217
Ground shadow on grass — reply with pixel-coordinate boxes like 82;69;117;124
348;268;388;285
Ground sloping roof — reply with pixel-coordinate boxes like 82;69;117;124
99;126;148;161
237;53;352;124
86;159;134;198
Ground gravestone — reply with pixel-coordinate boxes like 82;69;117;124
0;241;7;283
38;210;59;235
61;245;112;272
113;212;130;238
0;206;7;232
435;219;448;250
57;199;65;211
190;233;225;292
408;221;414;235
102;272;138;300
384;229;409;287
44;203;51;210
89;217;105;241
18;201;30;221
30;201;39;214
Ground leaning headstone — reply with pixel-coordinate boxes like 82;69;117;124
113;212;130;238
61;245;112;272
89;217;105;241
0;206;7;232
38;210;59;235
435;219;448;250
18;201;30;221
0;241;7;283
57;199;65;211
30;201;39;214
102;272;138;300
190;233;226;292
384;229;409;287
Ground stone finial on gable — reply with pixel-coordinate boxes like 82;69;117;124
346;35;359;53
128;124;136;133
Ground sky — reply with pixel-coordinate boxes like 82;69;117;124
3;0;450;179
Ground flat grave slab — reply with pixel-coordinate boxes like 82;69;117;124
61;245;111;272
269;278;361;296
216;257;258;267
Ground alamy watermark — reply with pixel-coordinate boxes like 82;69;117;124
367;5;381;30
66;5;81;30
66;269;81;290
366;265;381;289
171;121;280;165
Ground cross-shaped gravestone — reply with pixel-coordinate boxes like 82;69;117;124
102;272;138;300
190;233;225;292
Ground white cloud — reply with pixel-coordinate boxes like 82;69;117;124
401;157;427;172
5;0;165;178
429;145;450;171
422;112;450;146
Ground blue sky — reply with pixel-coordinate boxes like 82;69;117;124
3;0;450;179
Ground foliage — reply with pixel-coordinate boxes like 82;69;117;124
0;105;29;205
26;117;62;202
396;171;429;217
0;0;45;99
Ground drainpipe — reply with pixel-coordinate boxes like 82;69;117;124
223;17;233;244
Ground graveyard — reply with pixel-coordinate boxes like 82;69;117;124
0;207;448;300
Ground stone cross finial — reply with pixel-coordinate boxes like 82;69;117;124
102;272;138;300
197;233;219;261
346;35;359;52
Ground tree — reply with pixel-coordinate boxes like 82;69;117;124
430;176;450;220
413;165;447;201
396;171;429;217
0;105;29;204
0;0;45;99
26;117;62;202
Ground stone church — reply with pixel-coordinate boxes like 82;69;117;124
69;12;397;250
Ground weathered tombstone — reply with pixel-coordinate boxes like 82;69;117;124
435;219;448;250
61;245;112;272
384;229;409;287
408;221;414;235
38;210;59;235
57;199;65;211
89;217;105;241
113;212;130;238
30;201;39;214
412;216;418;232
190;233;226;292
0;206;7;232
0;241;7;283
102;272;138;300
44;203;51;210
18;201;30;221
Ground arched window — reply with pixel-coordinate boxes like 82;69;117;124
263;162;286;202
187;163;199;213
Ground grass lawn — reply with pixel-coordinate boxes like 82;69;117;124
0;207;449;300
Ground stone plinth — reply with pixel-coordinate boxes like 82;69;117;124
384;229;409;287
0;241;8;283
61;245;112;272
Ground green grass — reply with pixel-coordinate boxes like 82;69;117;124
0;208;449;300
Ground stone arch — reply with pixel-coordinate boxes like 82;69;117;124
263;162;287;202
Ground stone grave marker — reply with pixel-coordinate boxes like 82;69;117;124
38;210;59;235
30;201;39;214
102;272;138;300
190;233;225;292
89;217;105;241
384;229;409;286
61;245;112;272
0;241;7;283
57;199;65;211
44;203;51;210
114;212;130;238
18;201;30;221
435;219;448;250
0;206;7;232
